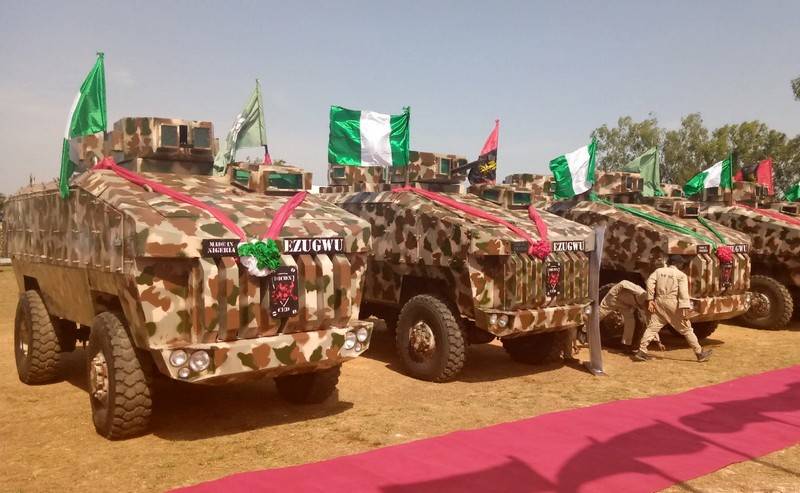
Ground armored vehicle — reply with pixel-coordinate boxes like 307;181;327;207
6;117;373;439
503;171;751;343
319;152;594;382
686;181;800;329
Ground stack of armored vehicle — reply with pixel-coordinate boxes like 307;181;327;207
6;117;374;438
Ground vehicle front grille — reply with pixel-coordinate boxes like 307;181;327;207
503;252;589;310
687;252;749;298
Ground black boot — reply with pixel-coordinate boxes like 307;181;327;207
696;349;713;362
633;350;649;361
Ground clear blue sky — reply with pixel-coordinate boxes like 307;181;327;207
1;0;798;194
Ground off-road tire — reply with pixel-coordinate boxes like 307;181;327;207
502;331;561;364
14;290;62;384
395;294;466;382
692;321;718;341
274;365;341;404
87;312;152;439
739;275;793;330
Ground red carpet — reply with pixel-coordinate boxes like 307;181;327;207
174;365;800;493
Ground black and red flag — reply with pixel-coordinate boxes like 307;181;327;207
466;120;499;185
734;158;774;194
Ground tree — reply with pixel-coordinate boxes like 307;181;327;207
591;115;662;171
590;114;800;193
793;77;800;101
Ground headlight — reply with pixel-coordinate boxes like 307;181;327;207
583;305;593;317
189;350;210;372
344;331;357;350
355;342;364;352
356;327;369;342
498;315;509;328
489;314;498;326
169;349;188;367
177;367;191;379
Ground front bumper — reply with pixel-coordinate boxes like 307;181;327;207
475;301;592;338
689;293;751;322
151;321;373;384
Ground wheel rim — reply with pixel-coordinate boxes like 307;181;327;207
408;320;436;361
748;292;771;319
89;352;110;407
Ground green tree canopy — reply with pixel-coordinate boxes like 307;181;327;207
591;114;800;194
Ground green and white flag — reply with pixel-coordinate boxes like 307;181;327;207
59;53;107;198
683;157;732;197
783;183;800;202
214;79;269;175
328;106;410;166
549;140;597;199
623;147;663;197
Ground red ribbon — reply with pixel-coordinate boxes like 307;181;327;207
392;186;545;257
527;206;552;259
92;157;306;242
736;203;800;228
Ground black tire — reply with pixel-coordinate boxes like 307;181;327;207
274;365;341;404
739;275;794;329
501;331;561;365
395;294;466;382
692;321;718;341
87;312;152;439
14;290;62;384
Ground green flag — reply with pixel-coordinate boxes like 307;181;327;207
784;183;800;202
549;140;597;199
683;156;733;197
622;147;663;197
59;53;107;198
213;80;269;175
328;106;410;166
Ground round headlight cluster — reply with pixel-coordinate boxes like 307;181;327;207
489;314;498;326
344;331;357;350
189;350;211;372
356;327;369;342
497;315;509;328
583;305;593;317
169;349;188;367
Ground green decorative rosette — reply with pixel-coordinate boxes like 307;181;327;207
238;239;281;277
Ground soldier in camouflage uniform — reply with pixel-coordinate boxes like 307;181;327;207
320;152;596;381
6;117;374;439
635;255;713;362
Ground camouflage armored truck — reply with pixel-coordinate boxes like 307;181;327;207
6;117;373;439
319;152;594;382
503;171;752;343
684;181;800;329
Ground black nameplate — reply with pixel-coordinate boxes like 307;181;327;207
269;266;299;318
731;244;749;254
511;241;529;253
552;240;585;252
283;237;345;254
696;245;711;254
202;239;239;257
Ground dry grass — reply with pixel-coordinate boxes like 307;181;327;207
0;267;798;492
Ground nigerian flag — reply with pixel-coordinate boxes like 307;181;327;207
623;147;663;197
328;106;410;166
59;53;107;198
784;183;800;202
683;157;732;197
549;140;597;199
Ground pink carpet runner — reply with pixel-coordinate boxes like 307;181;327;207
175;365;800;493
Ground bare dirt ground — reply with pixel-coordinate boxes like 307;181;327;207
1;267;799;493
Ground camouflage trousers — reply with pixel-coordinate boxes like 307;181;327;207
638;300;702;354
599;280;646;345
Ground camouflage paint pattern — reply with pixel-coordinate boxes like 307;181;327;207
503;171;752;323
320;152;595;338
693;182;800;287
4;117;373;384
